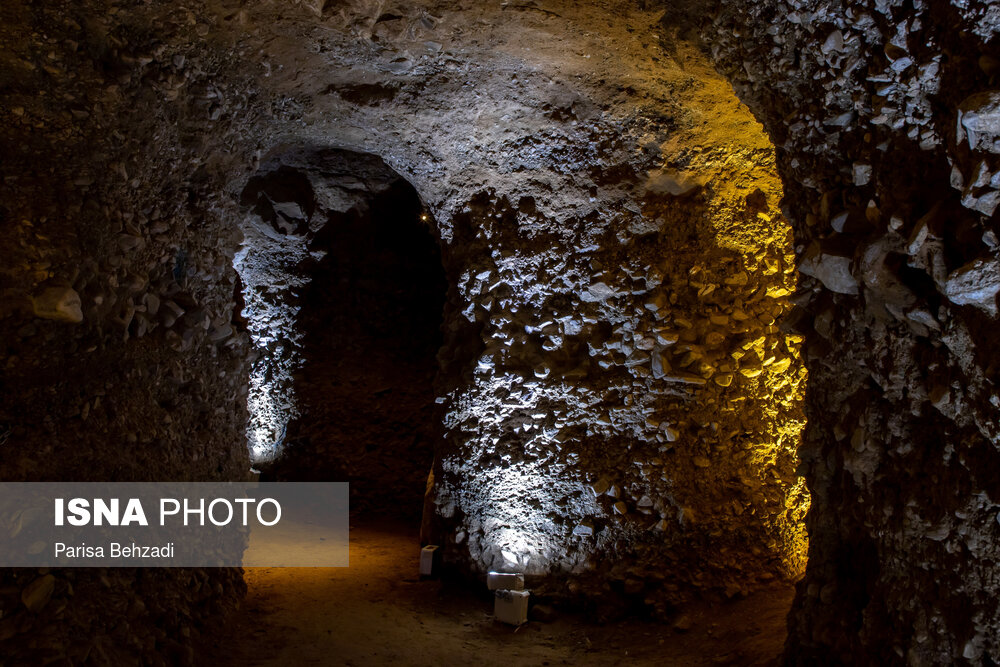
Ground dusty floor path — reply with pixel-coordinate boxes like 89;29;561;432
207;518;793;666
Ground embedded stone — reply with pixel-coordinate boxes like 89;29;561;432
714;373;733;387
944;257;1000;316
673;614;693;632
32;287;83;323
21;575;55;613
798;243;858;295
655;330;680;346
271;200;306;221
853;163;872;186
821;29;844;54
662;372;707;386
580;282;617;303
590;478;611;496
724;271;749;286
958;91;1000;152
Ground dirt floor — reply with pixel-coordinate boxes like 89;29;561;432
207;518;794;666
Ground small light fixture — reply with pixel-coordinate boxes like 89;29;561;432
419;544;439;577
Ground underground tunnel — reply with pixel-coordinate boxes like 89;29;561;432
2;0;1000;665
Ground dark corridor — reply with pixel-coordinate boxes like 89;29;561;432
262;178;447;518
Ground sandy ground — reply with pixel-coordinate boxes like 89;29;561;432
206;518;793;666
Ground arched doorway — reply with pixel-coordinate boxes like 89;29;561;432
234;147;446;516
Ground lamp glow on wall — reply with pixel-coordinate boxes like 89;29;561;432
439;368;606;575
233;236;307;465
245;350;293;463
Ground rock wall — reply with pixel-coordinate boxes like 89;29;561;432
679;0;1000;662
0;1;255;662
430;173;808;614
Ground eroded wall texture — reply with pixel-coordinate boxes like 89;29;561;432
0;0;997;664
683;0;1000;662
0;0;253;660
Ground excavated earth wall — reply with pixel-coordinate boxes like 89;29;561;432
685;0;1000;663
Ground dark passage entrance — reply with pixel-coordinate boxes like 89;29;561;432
263;177;446;519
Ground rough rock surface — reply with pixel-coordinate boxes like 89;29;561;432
0;0;252;662
679;0;1000;662
1;0;998;664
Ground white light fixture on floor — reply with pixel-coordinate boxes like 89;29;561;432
494;589;530;626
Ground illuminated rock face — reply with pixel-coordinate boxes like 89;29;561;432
1;0;999;662
233;149;410;464
206;3;808;612
429;153;808;609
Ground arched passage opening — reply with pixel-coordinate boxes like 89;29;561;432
233;148;446;515
268;178;446;515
